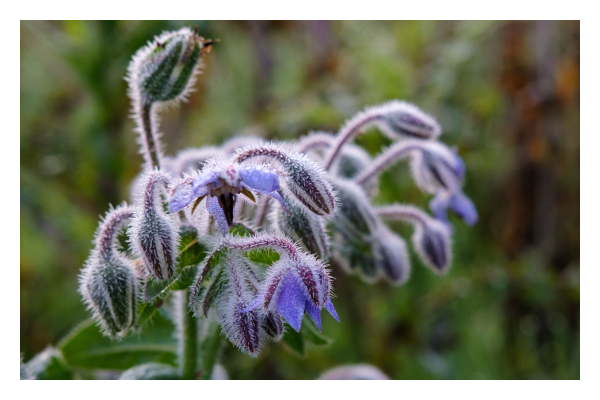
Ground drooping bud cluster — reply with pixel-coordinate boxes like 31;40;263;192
189;234;338;355
79;27;477;362
129;170;179;281
79;204;138;338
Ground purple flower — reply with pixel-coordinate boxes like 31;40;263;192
429;190;478;227
241;264;339;333
169;161;288;235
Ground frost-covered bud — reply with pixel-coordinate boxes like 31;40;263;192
129;170;179;281
331;143;379;196
412;221;452;274
79;204;138;338
375;225;411;285
330;178;378;241
127;27;207;104
376;204;452;274
318;364;389;380
216;252;262;356
371;100;441;140
233;144;336;216
261;310;284;341
409;142;466;194
271;193;329;259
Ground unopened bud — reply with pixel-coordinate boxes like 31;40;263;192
282;151;336;216
272;193;329;259
373;100;441;140
130;171;179;281
331;143;378;196
412;220;452;274
261;310;284;341
79;205;138;338
375;225;410;285
233;144;336;216
127;27;206;104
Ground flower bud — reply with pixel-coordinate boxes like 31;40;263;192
233;144;336;216
130;171;179;281
372;100;441;140
79;205;138;338
215;253;263;356
261;310;284;341
282;151;337;216
412;220;452;274
375;225;411;285
127;27;206;104
331;143;379;197
271;193;329;259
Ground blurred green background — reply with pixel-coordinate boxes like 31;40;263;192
20;21;580;379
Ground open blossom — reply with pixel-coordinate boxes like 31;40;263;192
241;257;340;333
169;158;288;235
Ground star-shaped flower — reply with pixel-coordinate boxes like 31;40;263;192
169;160;288;235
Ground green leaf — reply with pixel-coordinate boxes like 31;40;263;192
119;363;179;380
59;310;177;370
177;225;208;269
25;347;73;380
302;321;332;347
281;317;333;357
282;324;305;356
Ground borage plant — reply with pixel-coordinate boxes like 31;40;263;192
21;27;476;380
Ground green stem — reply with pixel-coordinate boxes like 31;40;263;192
198;319;221;380
179;289;197;380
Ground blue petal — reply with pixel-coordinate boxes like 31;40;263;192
449;191;478;226
276;273;306;332
239;293;264;313
240;166;281;193
324;298;340;323
450;148;466;180
429;192;450;224
265;191;288;214
304;298;322;332
192;171;218;197
169;185;193;213
206;196;229;236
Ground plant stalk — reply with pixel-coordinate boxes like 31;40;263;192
179;288;197;380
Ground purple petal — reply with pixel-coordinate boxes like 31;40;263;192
266;191;288;214
239;293;264;313
429;192;450;224
449;191;478;226
206;196;229;236
304;298;322;332
276;273;306;332
192;171;219;197
450;148;466;180
240;166;281;193
324;298;340;323
169;185;193;213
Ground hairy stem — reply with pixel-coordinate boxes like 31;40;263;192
178;288;197;379
323;113;379;171
355;140;423;185
138;101;162;169
198;320;221;380
375;204;429;227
